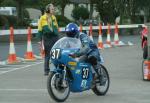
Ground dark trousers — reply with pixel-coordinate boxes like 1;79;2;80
43;36;58;73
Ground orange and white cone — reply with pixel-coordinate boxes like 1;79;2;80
105;24;112;47
89;23;93;41
114;23;119;45
58;27;60;32
98;23;103;49
39;40;45;58
7;27;19;64
80;24;82;32
24;27;36;61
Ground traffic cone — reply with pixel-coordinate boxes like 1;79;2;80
7;27;19;64
114;23;119;45
80;24;82;32
98;23;103;49
89;23;93;41
58;27;60;32
24;27;36;61
106;24;112;47
143;60;150;80
39;40;45;58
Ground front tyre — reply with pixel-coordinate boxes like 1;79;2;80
92;64;110;95
47;72;70;102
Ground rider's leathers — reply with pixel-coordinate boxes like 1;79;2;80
74;32;102;73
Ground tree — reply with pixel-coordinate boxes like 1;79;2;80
89;0;97;19
115;0;150;23
112;0;131;24
33;0;51;15
134;0;150;23
0;0;3;5
7;0;46;25
14;0;24;25
0;0;16;7
95;0;116;24
72;5;89;21
0;0;49;26
51;0;70;17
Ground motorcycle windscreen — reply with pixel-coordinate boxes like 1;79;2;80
52;37;81;49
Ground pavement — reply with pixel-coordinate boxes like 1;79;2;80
0;35;150;103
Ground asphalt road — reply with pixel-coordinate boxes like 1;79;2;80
0;35;150;103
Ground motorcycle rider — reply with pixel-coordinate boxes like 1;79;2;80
141;27;148;48
65;23;103;82
138;25;148;59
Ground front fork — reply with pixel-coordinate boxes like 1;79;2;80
61;65;68;88
93;64;104;84
93;63;102;77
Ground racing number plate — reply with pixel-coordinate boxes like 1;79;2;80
82;67;89;79
51;48;61;59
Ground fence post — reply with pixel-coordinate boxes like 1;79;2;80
142;24;150;80
147;24;150;59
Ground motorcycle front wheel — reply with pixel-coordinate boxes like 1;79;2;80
92;64;110;96
47;72;70;102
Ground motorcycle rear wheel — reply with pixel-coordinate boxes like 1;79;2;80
92;64;110;96
47;72;70;102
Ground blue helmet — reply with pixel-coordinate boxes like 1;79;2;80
65;23;79;38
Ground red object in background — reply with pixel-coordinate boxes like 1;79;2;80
141;27;148;48
141;27;148;59
143;60;150;80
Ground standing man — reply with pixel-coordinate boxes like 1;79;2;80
38;4;59;76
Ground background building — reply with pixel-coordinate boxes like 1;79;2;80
0;7;17;16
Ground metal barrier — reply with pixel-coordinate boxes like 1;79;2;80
147;24;150;59
0;24;146;35
0;23;146;65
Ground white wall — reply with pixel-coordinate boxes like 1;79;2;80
0;7;17;16
64;4;99;20
26;8;41;20
64;5;74;20
26;4;99;21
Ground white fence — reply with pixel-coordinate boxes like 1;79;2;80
0;24;146;36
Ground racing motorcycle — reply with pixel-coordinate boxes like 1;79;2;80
141;27;148;59
47;37;110;102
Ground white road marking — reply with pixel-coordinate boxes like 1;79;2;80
0;71;6;73
0;64;31;69
0;88;46;92
0;68;12;70
0;62;43;75
5;64;29;67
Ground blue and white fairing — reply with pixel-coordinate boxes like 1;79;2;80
50;37;93;92
50;37;81;65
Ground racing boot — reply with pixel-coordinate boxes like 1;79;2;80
93;64;106;86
